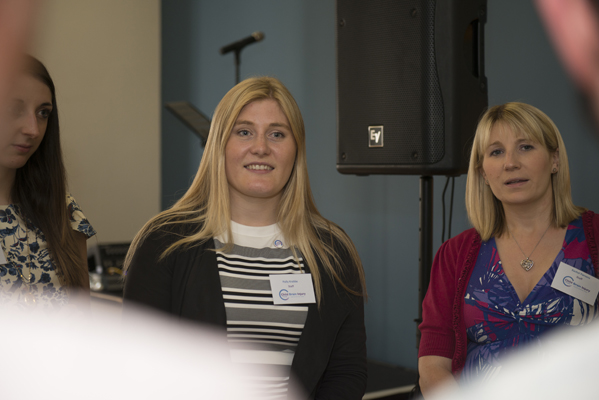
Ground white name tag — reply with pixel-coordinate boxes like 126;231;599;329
551;261;599;305
0;246;8;264
269;273;316;305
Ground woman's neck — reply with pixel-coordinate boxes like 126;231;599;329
0;168;15;205
502;197;554;236
229;193;280;227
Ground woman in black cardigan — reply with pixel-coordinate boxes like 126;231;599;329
124;77;367;399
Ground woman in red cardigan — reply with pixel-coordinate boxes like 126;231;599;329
418;102;599;397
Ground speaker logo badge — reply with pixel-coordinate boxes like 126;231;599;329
368;125;384;147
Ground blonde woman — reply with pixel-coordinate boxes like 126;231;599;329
124;77;367;399
418;102;599;396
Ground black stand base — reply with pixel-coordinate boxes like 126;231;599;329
364;360;418;399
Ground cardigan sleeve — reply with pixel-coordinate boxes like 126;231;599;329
418;238;460;360
311;240;367;400
583;210;599;277
290;232;367;400
312;293;367;400
123;229;177;314
418;229;480;365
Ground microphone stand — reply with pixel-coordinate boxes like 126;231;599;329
416;176;433;349
234;49;241;84
221;32;265;85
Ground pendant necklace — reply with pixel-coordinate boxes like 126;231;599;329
509;224;551;272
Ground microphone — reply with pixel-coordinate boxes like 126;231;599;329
220;31;265;54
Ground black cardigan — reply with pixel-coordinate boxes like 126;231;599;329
124;225;367;399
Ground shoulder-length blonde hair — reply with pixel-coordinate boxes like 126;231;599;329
125;77;366;302
465;102;585;241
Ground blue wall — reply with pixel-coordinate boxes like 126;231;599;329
162;0;599;369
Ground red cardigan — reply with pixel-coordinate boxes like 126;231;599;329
418;211;599;374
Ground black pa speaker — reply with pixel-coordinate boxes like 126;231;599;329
336;0;488;175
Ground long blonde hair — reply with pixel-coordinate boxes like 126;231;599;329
125;77;366;302
465;102;585;241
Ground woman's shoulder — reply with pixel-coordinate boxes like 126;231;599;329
144;221;201;244
581;210;599;237
66;193;96;238
446;227;480;244
65;193;81;213
438;227;481;254
582;209;598;221
579;210;599;232
314;221;355;253
315;220;344;239
130;221;210;269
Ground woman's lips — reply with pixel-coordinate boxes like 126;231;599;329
505;178;528;186
245;164;273;171
13;144;32;153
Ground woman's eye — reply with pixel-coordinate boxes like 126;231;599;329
489;149;502;156
271;131;284;139
521;144;534;151
238;129;251;136
38;108;51;119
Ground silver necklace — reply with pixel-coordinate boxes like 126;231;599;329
509;224;551;271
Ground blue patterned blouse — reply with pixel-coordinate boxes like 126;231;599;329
0;194;96;309
462;217;596;383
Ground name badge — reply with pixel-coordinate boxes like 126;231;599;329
269;273;316;305
0;246;8;264
551;261;599;305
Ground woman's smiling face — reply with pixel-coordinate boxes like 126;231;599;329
225;98;297;209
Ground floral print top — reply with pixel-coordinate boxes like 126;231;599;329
461;217;596;383
0;194;96;309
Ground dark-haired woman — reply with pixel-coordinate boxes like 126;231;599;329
0;55;95;308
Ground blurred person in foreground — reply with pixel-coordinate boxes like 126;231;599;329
536;0;599;130
426;321;599;400
0;0;37;108
124;77;367;399
0;302;279;400
418;102;599;397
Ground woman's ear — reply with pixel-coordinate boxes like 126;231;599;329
552;147;559;170
480;167;487;181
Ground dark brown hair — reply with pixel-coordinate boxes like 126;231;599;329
12;55;87;288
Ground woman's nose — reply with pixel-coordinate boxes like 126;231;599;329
21;113;41;138
250;133;270;155
504;151;520;170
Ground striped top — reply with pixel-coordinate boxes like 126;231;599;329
215;221;309;399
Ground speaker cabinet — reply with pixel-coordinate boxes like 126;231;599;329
336;0;488;176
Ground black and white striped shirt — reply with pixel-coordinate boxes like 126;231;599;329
215;222;308;399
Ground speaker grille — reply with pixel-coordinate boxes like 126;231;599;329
337;0;444;166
